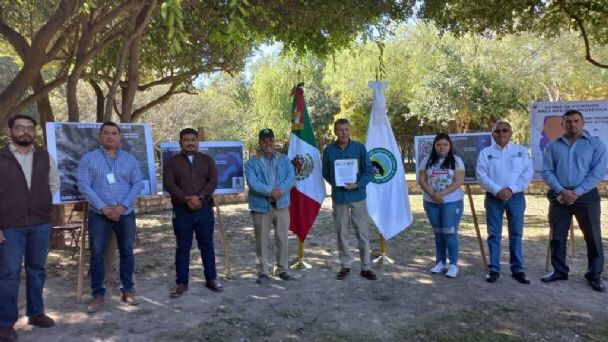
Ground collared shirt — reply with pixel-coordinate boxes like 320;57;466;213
542;134;607;195
322;139;373;204
261;153;278;189
9;143;60;194
476;142;533;195
77;147;144;214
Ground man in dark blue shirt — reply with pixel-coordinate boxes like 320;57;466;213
322;119;376;281
541;109;607;292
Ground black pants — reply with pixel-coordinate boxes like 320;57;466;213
548;188;604;280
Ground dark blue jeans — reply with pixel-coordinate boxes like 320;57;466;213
88;211;136;296
423;200;464;265
0;223;51;328
485;192;526;273
172;205;217;284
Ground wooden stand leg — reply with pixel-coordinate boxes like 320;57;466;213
214;197;232;279
544;217;553;272
466;185;488;270
76;203;88;303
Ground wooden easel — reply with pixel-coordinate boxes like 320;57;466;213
465;184;488;270
76;202;88;303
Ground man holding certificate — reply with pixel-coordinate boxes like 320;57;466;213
322;119;376;281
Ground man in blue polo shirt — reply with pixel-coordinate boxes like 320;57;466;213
541;109;607;292
322;118;376;281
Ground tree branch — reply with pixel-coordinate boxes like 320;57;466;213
560;2;608;69
130;83;191;122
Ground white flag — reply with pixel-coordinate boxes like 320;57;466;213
365;81;413;239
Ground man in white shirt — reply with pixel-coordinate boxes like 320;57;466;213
476;121;533;284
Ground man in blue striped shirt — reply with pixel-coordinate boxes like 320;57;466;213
77;122;144;312
541;109;607;292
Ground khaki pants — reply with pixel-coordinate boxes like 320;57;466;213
251;206;290;276
332;200;371;271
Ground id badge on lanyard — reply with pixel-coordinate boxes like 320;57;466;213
106;173;116;184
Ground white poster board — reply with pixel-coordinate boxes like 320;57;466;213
46;122;157;204
160;141;245;194
530;100;608;180
414;132;493;184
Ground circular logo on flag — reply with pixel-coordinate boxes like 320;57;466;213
368;147;397;184
291;153;314;180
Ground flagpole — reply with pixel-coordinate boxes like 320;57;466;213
373;234;394;265
291;239;312;269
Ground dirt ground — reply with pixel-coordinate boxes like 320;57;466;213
11;194;608;341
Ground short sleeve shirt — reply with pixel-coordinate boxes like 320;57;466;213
419;155;465;203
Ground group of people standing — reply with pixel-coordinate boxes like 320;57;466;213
417;110;606;294
0;109;605;342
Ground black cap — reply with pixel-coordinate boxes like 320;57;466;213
259;128;274;139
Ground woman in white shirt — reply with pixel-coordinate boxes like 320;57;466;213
418;133;465;278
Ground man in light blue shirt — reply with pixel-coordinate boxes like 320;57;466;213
541;109;607;292
78;122;144;311
245;128;295;284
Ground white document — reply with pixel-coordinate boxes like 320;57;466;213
334;159;358;186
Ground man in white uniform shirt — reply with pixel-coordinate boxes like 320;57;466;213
476;121;533;284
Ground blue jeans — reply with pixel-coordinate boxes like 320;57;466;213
485;192;526;273
172;205;217;284
0;224;51;328
88;211;136;296
423;200;463;265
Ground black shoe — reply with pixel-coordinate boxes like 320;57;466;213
256;274;271;285
587;278;606;292
360;269;377;280
486;271;500;283
512;272;531;284
541;272;568;283
336;267;350;280
277;272;292;281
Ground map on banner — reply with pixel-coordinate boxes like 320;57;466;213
160;141;245;194
530;100;608;180
46;122;157;204
414;133;493;184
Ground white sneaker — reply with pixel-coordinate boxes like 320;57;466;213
430;261;448;274
446;264;459;278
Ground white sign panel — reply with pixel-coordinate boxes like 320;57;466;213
530;100;608;180
414;132;493;184
160;141;245;194
46;122;157;204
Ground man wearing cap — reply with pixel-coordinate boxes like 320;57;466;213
245;128;295;284
322;118;377;281
476;120;533;284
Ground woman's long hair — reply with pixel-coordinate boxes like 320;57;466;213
425;132;456;170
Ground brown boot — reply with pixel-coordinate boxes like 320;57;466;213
170;284;189;298
28;313;55;327
86;295;105;313
121;291;140;306
0;326;17;342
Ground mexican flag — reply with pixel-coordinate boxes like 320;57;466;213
365;81;413;239
287;83;326;241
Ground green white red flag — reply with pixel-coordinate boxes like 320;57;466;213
287;83;326;241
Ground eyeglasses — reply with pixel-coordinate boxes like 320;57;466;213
493;128;510;134
13;125;36;132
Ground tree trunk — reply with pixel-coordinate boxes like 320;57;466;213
89;80;106;123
